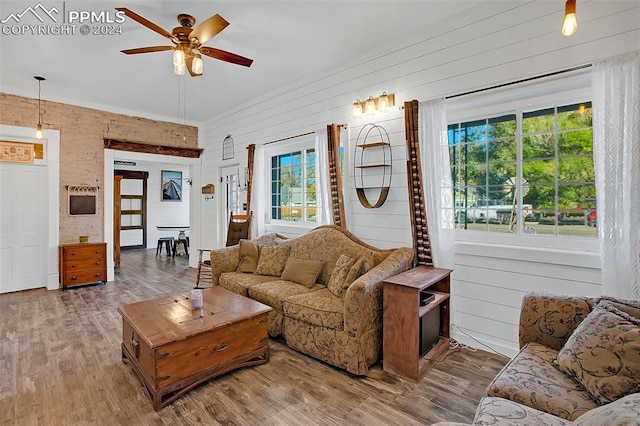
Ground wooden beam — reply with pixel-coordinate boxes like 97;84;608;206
104;139;203;158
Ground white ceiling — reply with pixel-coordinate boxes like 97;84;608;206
0;1;483;123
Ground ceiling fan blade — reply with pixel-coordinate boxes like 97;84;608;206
199;47;253;67
116;7;177;43
188;14;229;45
121;46;174;55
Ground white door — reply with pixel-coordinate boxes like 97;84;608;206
0;162;47;293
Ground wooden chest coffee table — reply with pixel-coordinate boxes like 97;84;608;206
117;286;272;410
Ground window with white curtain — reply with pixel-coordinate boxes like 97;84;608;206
447;73;596;239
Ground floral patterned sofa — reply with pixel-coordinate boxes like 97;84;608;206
208;225;414;375
434;292;640;425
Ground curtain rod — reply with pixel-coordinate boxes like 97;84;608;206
446;64;592;100
263;131;314;146
263;123;348;146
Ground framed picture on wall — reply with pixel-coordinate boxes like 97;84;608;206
161;170;182;202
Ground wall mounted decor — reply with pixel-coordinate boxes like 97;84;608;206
67;185;99;215
161;170;182;201
201;183;215;194
222;134;234;160
0;140;34;163
353;123;392;208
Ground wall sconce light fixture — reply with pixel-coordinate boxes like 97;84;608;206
353;99;363;118
561;0;577;36
34;76;45;139
352;92;395;118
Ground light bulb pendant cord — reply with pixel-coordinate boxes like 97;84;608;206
34;76;45;139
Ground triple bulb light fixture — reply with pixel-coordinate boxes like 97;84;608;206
352;92;394;118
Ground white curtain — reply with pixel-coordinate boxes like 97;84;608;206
418;98;455;269
315;127;331;225
253;143;267;237
592;51;640;299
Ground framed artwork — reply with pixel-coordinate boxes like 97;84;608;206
0;140;34;163
161;170;182;201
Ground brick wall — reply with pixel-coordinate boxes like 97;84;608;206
0;92;198;243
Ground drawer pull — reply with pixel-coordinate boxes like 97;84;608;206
71;264;77;268
95;261;101;265
71;252;77;256
213;343;228;352
71;276;77;280
130;333;140;358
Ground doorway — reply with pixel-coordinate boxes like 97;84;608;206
220;165;242;243
114;170;148;267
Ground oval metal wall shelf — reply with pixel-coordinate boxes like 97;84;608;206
353;123;392;209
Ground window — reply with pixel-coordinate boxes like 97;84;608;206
270;147;317;223
449;101;595;238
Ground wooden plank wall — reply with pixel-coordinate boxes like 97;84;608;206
198;1;640;354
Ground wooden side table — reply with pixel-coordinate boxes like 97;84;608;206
383;265;451;382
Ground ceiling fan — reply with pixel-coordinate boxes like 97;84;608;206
116;7;253;77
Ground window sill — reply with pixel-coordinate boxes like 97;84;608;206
265;221;318;237
454;229;600;268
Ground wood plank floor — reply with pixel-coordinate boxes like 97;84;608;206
0;248;508;426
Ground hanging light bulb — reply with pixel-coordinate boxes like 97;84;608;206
174;62;185;75
191;53;203;75
378;92;389;113
562;0;577;37
173;47;186;75
365;96;376;116
173;48;185;66
353;99;363;118
34;76;45;140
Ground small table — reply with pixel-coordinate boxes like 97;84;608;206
157;226;189;256
383;266;451;382
118;287;272;410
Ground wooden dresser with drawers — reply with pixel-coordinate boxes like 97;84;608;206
59;242;107;289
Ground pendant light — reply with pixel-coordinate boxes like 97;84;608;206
562;0;577;37
34;76;45;139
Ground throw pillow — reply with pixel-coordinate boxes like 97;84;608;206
349;250;375;279
556;300;640;404
254;245;290;277
281;258;323;287
602;296;640;320
327;254;357;297
237;240;260;273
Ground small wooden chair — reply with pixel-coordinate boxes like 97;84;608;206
195;211;252;288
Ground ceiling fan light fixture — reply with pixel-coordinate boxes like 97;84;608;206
191;54;203;75
562;0;577;36
174;62;185;75
173;48;185;66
